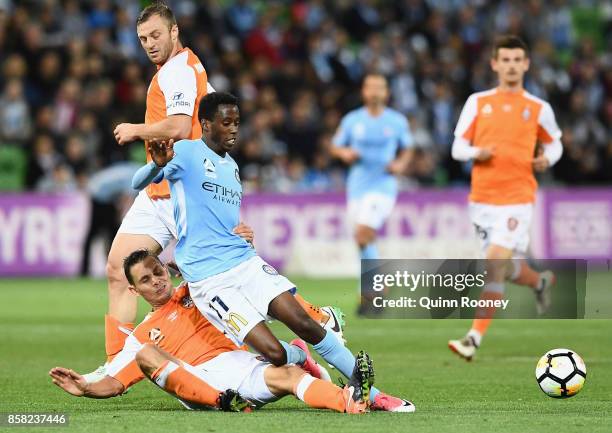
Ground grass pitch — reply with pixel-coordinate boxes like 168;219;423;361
1;277;611;433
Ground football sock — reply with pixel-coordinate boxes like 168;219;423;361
294;373;346;412
312;330;381;403
470;286;505;341
280;340;307;365
293;293;329;325
360;243;379;260
510;259;540;289
151;360;220;407
105;314;134;362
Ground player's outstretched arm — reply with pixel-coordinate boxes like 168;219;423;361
131;140;175;190
49;367;124;399
114;115;192;145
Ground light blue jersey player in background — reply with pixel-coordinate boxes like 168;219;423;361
132;92;415;413
331;73;413;313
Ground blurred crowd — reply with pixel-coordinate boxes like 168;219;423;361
0;0;611;195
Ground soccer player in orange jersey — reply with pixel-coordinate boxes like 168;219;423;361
447;36;563;360
84;2;213;380
50;250;373;414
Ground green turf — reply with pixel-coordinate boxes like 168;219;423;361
0;277;610;433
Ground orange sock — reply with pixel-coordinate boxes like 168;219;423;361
151;360;221;408
471;291;504;338
511;259;540;289
294;294;329;325
105;315;134;362
293;373;346;413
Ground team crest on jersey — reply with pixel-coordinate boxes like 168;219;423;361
149;328;164;344
262;264;279;275
181;295;194;309
235;169;241;183
204;158;217;178
481;103;493;115
522;107;531;121
507;217;519;231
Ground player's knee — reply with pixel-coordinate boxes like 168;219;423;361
106;256;126;287
354;228;374;248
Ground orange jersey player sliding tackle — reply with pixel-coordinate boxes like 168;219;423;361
50;250;374;414
448;35;563;360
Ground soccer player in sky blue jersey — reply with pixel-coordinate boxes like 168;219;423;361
132;92;415;412
331;74;414;313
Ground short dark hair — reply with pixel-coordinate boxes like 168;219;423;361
123;249;160;285
136;2;176;28
492;35;529;58
198;92;239;121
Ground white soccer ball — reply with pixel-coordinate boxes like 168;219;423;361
535;348;586;398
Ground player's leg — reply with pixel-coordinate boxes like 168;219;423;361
136;343;250;411
264;354;373;414
85;193;176;382
293;293;346;344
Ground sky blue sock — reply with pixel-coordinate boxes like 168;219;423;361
280;340;306;365
360;243;379;260
312;332;383;403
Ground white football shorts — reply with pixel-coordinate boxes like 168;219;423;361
348;192;396;230
188;256;296;346
178;351;277;409
469;202;534;257
117;189;177;249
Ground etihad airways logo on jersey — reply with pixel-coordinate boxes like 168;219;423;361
202;181;242;206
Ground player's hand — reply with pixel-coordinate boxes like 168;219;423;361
387;160;406;176
475;147;495;161
147;139;175;168
114;123;140;145
49;367;89;397
339;148;360;165
233;221;254;245
532;155;550;172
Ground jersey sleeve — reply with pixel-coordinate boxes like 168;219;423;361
537;102;562;143
106;334;145;390
332;114;352;147
158;62;198;117
398;114;413;149
162;140;190;181
454;94;478;141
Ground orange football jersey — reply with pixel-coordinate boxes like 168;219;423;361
454;88;561;204
145;48;210;199
106;283;241;389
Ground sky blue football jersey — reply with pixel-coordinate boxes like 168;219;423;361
333;107;412;200
159;138;255;281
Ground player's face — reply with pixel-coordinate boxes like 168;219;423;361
491;48;530;86
361;75;389;107
129;257;173;308
204;105;240;153
137;14;178;65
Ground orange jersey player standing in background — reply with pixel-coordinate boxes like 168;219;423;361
51;250;373;414
448;35;563;360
